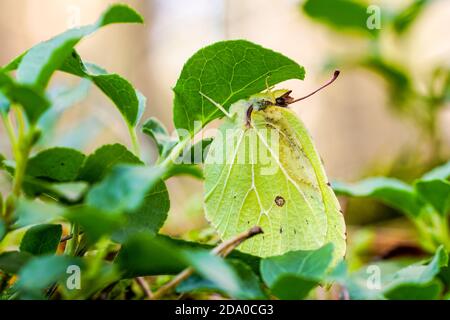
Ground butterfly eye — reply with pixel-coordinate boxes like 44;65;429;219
275;97;286;106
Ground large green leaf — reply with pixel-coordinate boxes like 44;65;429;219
205;104;345;261
77;144;141;184
86;165;165;213
20;224;62;255
13;4;143;91
173;40;305;133
302;0;379;36
26;147;86;182
260;244;334;299
333;177;425;218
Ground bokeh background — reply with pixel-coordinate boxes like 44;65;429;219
1;0;449;243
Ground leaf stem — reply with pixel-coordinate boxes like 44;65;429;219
128;125;141;158
150;226;263;300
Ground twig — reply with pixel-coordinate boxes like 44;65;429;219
151;226;263;300
135;277;153;299
60;234;73;242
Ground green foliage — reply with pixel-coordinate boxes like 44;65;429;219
0;2;448;301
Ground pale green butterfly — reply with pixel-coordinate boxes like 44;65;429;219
203;71;346;262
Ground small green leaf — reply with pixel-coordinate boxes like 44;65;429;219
260;243;334;299
382;246;448;299
112;181;170;243
22;180;88;202
15;4;143;91
20;224;62;255
173;40;305;133
26;147;86;182
81;63;146;127
97;3;144;26
302;0;379;36
13;198;65;229
414;179;450;216
77;144;141;184
86;165;165;213
0;74;50;123
333;178;425;218
269;275;318;300
392;0;432;34
0;251;33;274
384;281;442;300
116;233;188;277
142;117;177;157
17;255;83;297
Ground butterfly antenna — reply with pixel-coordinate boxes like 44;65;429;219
290;70;340;104
200;92;232;118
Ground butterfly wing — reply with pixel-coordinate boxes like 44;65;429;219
204;105;346;261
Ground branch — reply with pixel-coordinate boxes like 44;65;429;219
150;226;263;300
135;277;153;299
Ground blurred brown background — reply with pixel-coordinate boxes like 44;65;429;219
1;0;449;234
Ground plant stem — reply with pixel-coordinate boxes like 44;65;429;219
150;226;263;300
135;277;153;299
128;125;141;158
65;223;80;256
159;135;192;169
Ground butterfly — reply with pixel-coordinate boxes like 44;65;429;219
203;71;346;262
